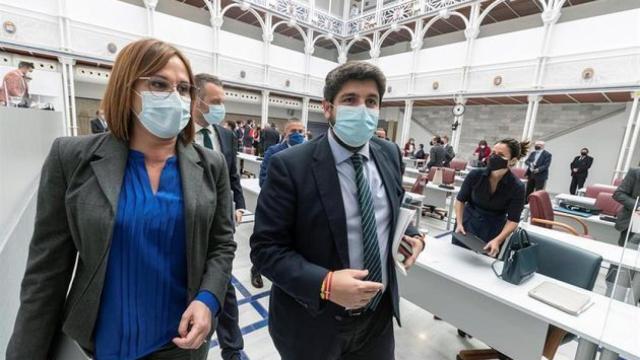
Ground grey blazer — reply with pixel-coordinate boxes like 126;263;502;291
614;168;640;233
6;133;236;359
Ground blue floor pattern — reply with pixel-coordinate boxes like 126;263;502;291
208;275;270;360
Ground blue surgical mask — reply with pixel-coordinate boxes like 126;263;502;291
135;91;191;139
288;132;305;146
200;101;226;125
332;105;379;147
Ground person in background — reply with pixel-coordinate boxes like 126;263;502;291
569;147;594;195
375;127;389;141
442;135;455;167
454;138;529;255
259;119;305;187
426;135;447;169
404;137;416;157
473;140;491;166
305;130;313;140
608;168;640;305
253;125;262;156
192;73;246;360
262;122;281;153
223;119;235;131
414;143;426;160
6;38;236;360
250;61;425;360
253;118;306;289
1;61;33;106
242;119;254;151
524;140;552;200
90;109;108;134
235;121;244;151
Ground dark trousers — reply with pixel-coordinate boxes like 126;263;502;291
277;292;395;360
525;177;546;201
570;174;587;195
142;342;208;360
216;282;244;360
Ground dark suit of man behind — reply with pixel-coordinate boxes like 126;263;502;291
427;142;447;169
90;110;108;134
261;124;281;153
251;133;420;360
525;142;552;200
569;150;593;195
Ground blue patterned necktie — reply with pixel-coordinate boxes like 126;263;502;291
350;153;383;310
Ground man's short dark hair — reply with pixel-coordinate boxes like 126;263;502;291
194;73;223;94
323;61;386;104
18;61;34;70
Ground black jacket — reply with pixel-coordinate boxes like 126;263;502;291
261;127;281;152
213;124;246;210
570;155;593;176
250;134;419;354
427;144;447;169
90;118;108;134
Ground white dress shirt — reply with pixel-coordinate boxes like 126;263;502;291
327;131;392;290
194;123;221;152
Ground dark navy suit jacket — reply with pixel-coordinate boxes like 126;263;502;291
525;150;552;181
213;124;245;210
250;134;419;354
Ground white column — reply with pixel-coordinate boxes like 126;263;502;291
58;57;78;136
263;14;273;85
370;32;380;65
527;96;542;140
614;92;640;180
57;0;71;51
451;97;467;153
408;21;423;95
375;0;384;26
525;95;542;141
261;90;270;128
460;3;480;91
533;2;562;88
301;97;310;129
400;100;414;148
304;29;314;94
143;0;158;37
207;0;223;75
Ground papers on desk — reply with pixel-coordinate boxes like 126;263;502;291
392;207;415;276
528;281;594;316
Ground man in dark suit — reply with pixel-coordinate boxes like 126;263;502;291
442;135;455;167
193;73;246;360
608;168;640;304
426;135;447;169
250;62;425;360
90;109;108;134
525;140;552;200
262;122;281;152
569;147;594;195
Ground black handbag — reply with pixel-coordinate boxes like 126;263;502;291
491;228;538;285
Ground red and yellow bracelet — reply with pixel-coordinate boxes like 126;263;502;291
320;271;333;300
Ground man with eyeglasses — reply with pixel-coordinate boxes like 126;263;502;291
192;73;246;360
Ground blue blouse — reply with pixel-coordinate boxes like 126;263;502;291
94;150;218;360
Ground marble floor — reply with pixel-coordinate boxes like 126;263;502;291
205;216;605;360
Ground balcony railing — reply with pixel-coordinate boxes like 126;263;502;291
237;0;476;37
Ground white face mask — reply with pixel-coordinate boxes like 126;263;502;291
134;91;191;139
331;105;379;148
